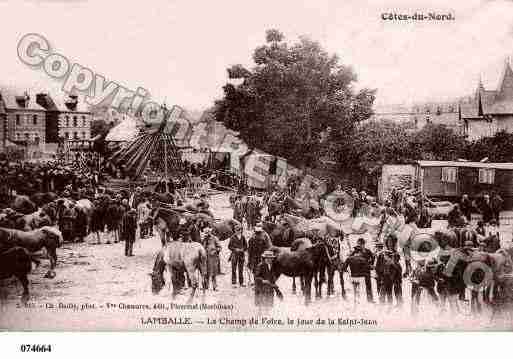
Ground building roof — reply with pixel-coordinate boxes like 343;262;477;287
51;95;91;113
462;61;513;117
418;160;513;170
0;87;46;111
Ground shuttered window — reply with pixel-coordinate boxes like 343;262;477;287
478;168;495;184
441;167;457;183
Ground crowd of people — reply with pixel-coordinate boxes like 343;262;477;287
2;150;512;314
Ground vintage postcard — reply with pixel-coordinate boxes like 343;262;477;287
1;0;513;334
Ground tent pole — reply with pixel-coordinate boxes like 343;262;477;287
164;136;169;191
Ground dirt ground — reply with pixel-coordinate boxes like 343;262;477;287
1;193;513;331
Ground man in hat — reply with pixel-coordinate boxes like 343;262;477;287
177;217;188;242
254;250;278;309
376;234;402;306
129;186;143;210
342;244;375;303
203;227;221;290
248;224;271;277
121;203;138;256
373;242;385;296
480;194;493;224
350;237;375;267
228;227;248;287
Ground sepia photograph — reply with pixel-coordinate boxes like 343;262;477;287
1;0;513;339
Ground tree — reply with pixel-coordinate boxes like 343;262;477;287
346;120;418;181
413;124;466;160
214;29;376;168
465;130;513;162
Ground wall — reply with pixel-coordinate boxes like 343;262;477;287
6;109;46;146
379;164;416;201
58;112;92;140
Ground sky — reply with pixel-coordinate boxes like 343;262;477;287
2;0;513;111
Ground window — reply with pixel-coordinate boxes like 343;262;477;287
65;132;69;139
73;116;78;127
479;168;495;184
24;133;29;140
82;116;86;127
73;132;78;139
65;116;69;127
16;114;20;126
33;115;37;125
441;167;457;183
81;132;86;139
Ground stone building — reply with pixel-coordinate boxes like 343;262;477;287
0;90;46;146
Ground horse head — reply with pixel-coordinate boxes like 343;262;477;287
150;251;167;294
310;240;333;267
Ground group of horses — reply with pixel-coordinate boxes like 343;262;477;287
0;193;67;302
152;188;513;315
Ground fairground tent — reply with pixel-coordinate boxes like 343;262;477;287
105;115;140;142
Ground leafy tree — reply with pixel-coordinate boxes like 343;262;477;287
464;130;513;162
349;120;418;174
214;29;376;168
412;124;466;160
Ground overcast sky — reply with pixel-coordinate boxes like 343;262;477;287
2;0;513;111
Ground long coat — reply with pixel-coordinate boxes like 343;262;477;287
203;234;221;276
248;233;271;271
254;261;276;307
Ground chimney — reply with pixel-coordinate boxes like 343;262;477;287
36;93;48;109
15;92;30;108
65;94;78;111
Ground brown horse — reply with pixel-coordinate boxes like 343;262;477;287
0;226;63;278
150;241;207;303
152;207;182;246
270;241;332;305
0;246;40;303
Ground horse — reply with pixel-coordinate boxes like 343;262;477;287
211;218;242;241
270;241;332;305
152;207;182;246
149;241;207;303
75;199;95;241
0;226;63;278
10;195;37;215
30;192;58;208
0;246;40;303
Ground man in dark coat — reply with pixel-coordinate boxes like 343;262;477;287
351;188;361;218
228;227;248;287
121;206;138;256
460;194;473;223
254;250;278;310
376;234;403;306
349;237;375;266
491;192;503;224
342;242;374;303
480;194;493;224
248;224;271;276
